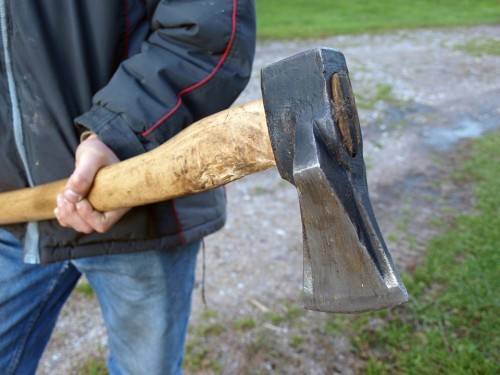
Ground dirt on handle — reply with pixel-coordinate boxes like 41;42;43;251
38;25;500;374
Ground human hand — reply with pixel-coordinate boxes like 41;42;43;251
54;134;129;233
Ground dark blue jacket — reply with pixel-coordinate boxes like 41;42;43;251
0;0;256;263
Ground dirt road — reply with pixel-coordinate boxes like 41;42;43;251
38;25;500;374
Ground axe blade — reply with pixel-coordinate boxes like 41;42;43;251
261;47;408;313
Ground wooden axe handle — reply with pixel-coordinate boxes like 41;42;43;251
0;100;275;225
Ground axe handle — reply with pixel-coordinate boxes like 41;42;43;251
0;100;275;225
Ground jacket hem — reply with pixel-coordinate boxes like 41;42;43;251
39;213;226;264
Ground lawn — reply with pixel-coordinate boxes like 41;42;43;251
257;0;500;39
352;133;500;374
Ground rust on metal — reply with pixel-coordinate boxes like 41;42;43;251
331;72;361;157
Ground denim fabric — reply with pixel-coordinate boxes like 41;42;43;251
0;229;200;375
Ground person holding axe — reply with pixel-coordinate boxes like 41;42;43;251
0;1;256;374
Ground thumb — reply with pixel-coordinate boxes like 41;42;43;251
63;151;100;203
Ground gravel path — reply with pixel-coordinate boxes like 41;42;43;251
38;25;500;374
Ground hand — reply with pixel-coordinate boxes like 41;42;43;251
54;134;129;234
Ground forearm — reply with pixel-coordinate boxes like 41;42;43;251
75;0;256;160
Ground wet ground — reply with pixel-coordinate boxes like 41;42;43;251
38;25;500;374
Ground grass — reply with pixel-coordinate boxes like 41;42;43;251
183;304;308;373
232;317;257;331
355;83;403;111
183;310;225;373
345;132;500;374
74;278;95;298
454;37;500;56
184;339;222;373
79;356;108;375
257;0;500;39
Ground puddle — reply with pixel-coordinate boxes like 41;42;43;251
420;94;500;152
423;118;488;151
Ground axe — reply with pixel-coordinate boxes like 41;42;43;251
0;48;408;313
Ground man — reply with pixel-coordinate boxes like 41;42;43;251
0;0;256;374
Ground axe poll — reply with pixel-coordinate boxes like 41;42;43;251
0;48;408;313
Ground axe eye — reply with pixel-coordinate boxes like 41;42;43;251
331;72;362;157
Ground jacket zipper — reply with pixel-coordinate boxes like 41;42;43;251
1;0;40;263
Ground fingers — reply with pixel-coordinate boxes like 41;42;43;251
75;200;129;233
55;135;125;233
55;195;129;234
55;194;94;234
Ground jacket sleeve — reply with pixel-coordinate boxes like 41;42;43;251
75;0;256;160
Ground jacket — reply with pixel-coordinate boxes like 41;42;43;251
0;0;256;264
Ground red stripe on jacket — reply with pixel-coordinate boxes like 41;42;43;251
141;0;238;137
171;200;186;245
158;0;237;243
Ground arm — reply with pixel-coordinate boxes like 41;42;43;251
56;0;256;233
76;0;256;160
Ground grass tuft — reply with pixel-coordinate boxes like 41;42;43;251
454;38;500;56
79;356;108;375
74;279;95;298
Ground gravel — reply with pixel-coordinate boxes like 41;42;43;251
37;25;500;374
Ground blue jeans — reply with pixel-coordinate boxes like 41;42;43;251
0;229;200;375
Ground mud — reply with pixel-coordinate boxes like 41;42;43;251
37;25;500;374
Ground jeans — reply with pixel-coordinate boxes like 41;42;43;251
0;229;200;375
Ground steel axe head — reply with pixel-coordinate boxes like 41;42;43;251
261;47;409;313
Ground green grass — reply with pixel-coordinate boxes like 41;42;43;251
184;311;226;373
79;356;108;375
232;317;257;331
355;83;406;111
346;132;500;374
183;305;307;373
184;339;222;373
74;279;95;298
454;38;500;56
256;0;500;39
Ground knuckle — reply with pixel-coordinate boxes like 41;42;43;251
76;202;91;217
70;173;91;190
81;227;94;234
61;203;76;214
58;220;69;228
94;223;109;234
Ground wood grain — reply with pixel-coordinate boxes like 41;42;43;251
0;100;275;225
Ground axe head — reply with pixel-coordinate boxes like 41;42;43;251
261;48;409;313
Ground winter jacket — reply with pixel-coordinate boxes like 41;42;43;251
0;0;256;264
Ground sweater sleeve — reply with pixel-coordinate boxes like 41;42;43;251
75;0;256;160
